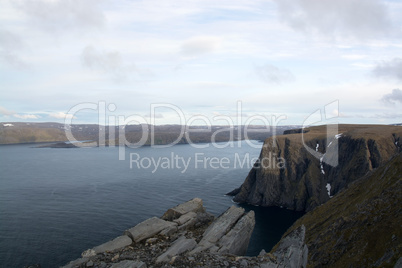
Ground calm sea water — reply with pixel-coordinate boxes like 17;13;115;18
0;141;303;268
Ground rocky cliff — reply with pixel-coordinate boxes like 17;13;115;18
61;198;308;268
280;153;402;267
229;124;402;211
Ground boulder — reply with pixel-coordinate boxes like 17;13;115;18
173;212;199;231
200;206;245;244
124;217;177;242
156;236;197;263
90;235;132;254
189;206;250;255
173;212;197;225
218;210;255;256
161;198;205;221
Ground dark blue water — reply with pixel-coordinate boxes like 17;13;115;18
0;141;303;268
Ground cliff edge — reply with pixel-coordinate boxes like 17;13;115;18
229;124;402;211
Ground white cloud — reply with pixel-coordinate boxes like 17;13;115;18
254;64;295;84
49;112;77;120
0;106;15;116
14;114;40;119
372;58;402;81
381;89;402;105
274;0;395;41
14;0;105;33
180;36;222;57
81;45;153;83
0;29;28;68
372;113;402;119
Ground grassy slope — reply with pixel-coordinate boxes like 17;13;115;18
276;153;402;267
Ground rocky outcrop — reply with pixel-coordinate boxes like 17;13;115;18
271;225;308;268
229;125;402;211
189;206;255;256
161;197;205;221
283;153;402;267
61;198;308;268
124;217;178;243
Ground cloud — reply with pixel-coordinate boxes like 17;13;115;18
180;36;222;57
81;45;153;82
0;106;15;116
49;112;77;120
254;64;295;84
0;29;28;68
0;106;40;119
14;114;40;119
381;89;402;105
82;46;125;72
372;113;402;119
274;0;395;40
15;0;105;33
372;58;402;81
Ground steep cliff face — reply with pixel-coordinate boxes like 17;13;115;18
281;153;402;267
230;125;402;211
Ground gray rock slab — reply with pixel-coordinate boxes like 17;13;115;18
125;217;177;242
200;206;245;245
91;235;132;254
162;198;205;221
272;225;308;268
159;224;178;237
173;211;197;225
189;206;245;255
110;260;147;268
156;236;197;263
178;216;198;231
218;210;255;256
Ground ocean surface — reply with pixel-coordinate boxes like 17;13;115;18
0;141;303;268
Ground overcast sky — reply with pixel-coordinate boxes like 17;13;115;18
1;0;402;126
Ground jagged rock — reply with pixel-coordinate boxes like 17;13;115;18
124;217;177;242
161;198;205;221
90;235;132;254
201;206;244;244
218;211;255;256
190;206;253;255
156;236;197;263
272;225;308;268
259;249;267;256
81;249;96;258
109;260;147;268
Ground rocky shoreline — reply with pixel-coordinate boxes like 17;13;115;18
62;198;307;268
